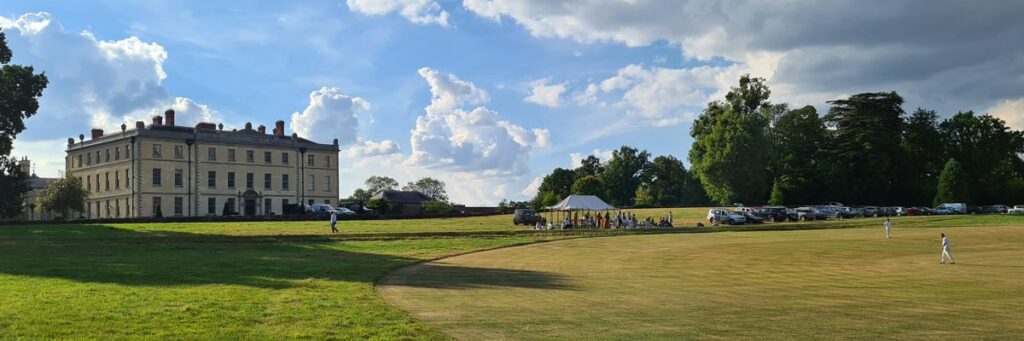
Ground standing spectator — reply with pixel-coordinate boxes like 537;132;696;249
330;211;338;234
940;233;956;264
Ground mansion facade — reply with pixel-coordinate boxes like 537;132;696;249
65;110;339;218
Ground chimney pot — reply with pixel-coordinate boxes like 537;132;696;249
152;116;163;126
274;120;285;136
258;125;266;134
91;128;104;139
164;109;176;126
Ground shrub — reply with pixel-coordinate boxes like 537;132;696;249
367;198;390;214
422;200;453;214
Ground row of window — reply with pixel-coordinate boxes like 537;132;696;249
150;168;331;192
87;196;333;218
75;145;130;168
81;169;131;193
75;144;334;169
201;147;331;168
88;198;131;218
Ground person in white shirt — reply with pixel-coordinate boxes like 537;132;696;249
330;212;338;234
884;218;893;239
940;233;955;264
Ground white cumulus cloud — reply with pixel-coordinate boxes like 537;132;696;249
343;139;402;158
290;87;370;145
987;98;1024;131
346;0;450;26
524;78;567;107
570;149;613;168
409;67;548;177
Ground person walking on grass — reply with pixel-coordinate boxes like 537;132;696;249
940;233;955;264
884;218;893;239
330;211;338;234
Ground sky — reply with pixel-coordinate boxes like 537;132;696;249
3;0;1023;205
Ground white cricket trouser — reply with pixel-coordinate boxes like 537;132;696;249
885;226;891;238
941;247;955;263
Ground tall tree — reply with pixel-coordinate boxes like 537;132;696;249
575;155;604;178
532;167;576;207
599;145;651;206
571;175;605;196
934;159;970;206
939;111;1024;203
403;177;448;202
768;179;786;206
349;188;372;203
364;176;399;194
0;30;49;216
0;31;48;156
823;92;905;205
689;75;773;205
644;155;688;206
36;174;88;219
0;156;28;218
901;108;946;205
771;105;827;204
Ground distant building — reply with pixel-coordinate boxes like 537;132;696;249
370;190;432;215
64;109;339;218
11;157;58;221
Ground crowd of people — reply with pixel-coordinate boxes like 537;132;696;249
534;211;674;230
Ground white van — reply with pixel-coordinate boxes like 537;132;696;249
938;203;967;214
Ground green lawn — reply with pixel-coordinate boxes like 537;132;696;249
1;212;1022;339
379;219;1024;340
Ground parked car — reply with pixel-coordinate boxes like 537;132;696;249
740;212;765;224
309;204;340;215
991;205;1010;213
931;207;953;215
815;205;841;218
513;209;546;225
1009;205;1024;215
842;207;863;218
861;206;879;217
759;206;794;222
895;207;908;216
708;209;747;225
793;207;826;221
937;203;967;214
336;207;356;215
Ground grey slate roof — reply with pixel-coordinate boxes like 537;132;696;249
370;190;433;204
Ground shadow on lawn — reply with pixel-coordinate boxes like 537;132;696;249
0;224;569;291
383;262;575;291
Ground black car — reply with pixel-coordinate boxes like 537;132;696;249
513;209;546;225
758;206;792;222
741;212;765;224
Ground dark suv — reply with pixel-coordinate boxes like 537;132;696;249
513;209;546;225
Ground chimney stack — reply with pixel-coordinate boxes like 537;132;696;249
91;128;104;139
136;121;145;129
164;109;176;126
152;116;163;126
258;125;266;134
274;120;285;136
18;158;30;175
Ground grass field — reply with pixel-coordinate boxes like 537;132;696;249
379;221;1024;340
1;210;1022;339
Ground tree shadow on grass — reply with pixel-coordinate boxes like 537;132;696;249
382;262;575;290
0;224;570;291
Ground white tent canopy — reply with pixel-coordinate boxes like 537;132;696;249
545;195;616;211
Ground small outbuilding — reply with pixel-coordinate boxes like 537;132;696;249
370;190;433;215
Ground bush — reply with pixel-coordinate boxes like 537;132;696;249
367;198;390;214
422;201;453;214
